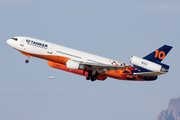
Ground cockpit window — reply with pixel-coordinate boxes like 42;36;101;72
12;37;18;41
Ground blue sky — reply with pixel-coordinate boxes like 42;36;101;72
1;0;180;120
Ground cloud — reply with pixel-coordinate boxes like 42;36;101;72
0;0;32;5
158;3;177;12
129;2;155;11
129;1;180;13
143;96;154;105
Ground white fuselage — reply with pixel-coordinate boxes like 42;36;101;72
7;36;121;65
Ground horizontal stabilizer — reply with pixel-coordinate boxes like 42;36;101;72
133;72;166;76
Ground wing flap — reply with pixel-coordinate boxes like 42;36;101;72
80;62;131;72
81;62;126;68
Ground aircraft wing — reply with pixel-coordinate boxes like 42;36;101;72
80;62;130;72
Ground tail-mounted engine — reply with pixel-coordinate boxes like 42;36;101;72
130;56;169;73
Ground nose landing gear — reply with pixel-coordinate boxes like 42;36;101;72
25;57;30;63
25;59;29;63
21;52;31;64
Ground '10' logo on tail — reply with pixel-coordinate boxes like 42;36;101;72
155;50;165;59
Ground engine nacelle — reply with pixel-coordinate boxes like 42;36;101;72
130;56;168;72
66;60;84;70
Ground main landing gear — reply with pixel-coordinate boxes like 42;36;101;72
86;71;97;82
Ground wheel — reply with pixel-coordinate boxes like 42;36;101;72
25;60;29;63
91;77;96;81
86;77;90;80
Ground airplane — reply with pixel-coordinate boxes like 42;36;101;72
7;36;173;82
48;76;54;79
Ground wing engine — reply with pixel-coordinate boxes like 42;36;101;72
66;60;84;70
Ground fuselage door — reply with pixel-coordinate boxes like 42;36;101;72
20;39;25;46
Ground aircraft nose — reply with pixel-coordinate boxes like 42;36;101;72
7;39;11;45
7;39;15;47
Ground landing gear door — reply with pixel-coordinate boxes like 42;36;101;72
20;39;25;46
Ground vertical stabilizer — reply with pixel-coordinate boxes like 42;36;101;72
143;45;173;62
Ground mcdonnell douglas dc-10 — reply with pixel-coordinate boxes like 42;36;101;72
7;37;172;81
